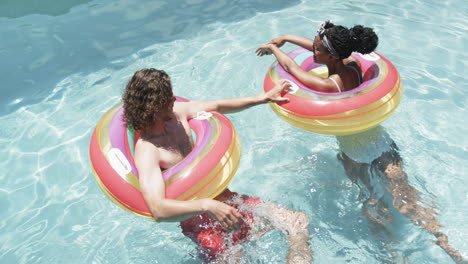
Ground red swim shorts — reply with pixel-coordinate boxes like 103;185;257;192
180;189;260;262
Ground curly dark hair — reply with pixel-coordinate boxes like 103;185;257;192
319;21;379;59
122;68;174;131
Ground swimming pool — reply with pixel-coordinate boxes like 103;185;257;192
0;0;466;263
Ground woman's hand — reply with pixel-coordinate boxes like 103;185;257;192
256;43;274;56
262;79;292;103
202;199;243;230
256;35;287;56
269;36;287;48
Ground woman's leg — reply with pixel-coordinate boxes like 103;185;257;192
376;155;467;264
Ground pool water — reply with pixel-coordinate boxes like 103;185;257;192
0;0;466;263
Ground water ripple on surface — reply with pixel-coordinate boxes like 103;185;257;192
0;0;467;263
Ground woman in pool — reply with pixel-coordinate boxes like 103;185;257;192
256;20;378;93
122;69;312;263
257;21;466;262
337;126;466;263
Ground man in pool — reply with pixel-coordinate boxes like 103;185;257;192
122;68;312;263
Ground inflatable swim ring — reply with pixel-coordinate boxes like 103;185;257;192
263;48;402;135
89;97;241;218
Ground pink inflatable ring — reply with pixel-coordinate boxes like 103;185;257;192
89;97;241;218
264;48;402;135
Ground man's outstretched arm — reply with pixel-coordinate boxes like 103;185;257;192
180;79;292;117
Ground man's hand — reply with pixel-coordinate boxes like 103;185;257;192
202;199;243;230
263;79;292;103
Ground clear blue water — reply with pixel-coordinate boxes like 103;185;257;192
0;0;466;263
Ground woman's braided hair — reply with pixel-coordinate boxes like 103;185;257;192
319;21;379;59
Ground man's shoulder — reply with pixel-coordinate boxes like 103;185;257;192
173;101;187;112
135;138;159;156
134;139;161;169
173;101;192;118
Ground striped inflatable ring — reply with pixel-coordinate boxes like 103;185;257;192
89;97;241;218
263;48;402;135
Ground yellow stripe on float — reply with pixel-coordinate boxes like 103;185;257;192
270;78;402;135
276;77;401;121
164;116;221;186
187;135;241;200
95;104;141;191
175;130;241;201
